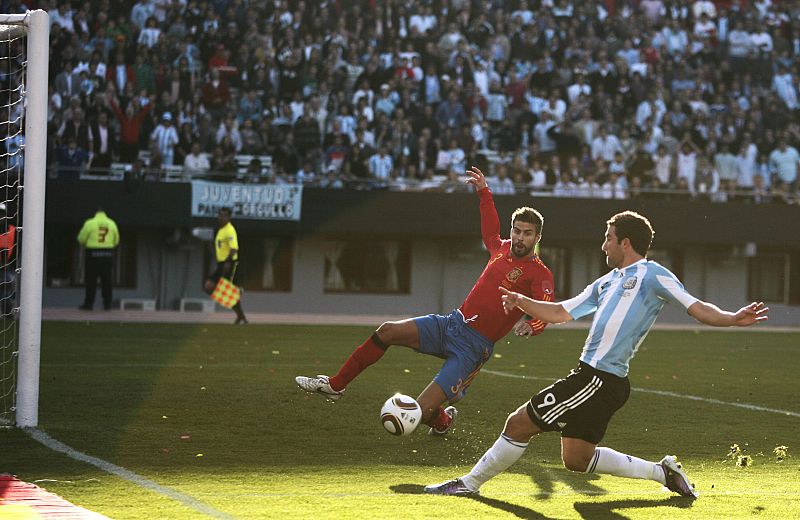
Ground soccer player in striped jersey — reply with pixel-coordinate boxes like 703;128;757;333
426;210;768;497
296;166;555;435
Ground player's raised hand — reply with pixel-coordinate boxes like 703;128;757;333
499;286;522;315
733;301;769;326
465;166;487;191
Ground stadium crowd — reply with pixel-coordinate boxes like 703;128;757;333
32;0;800;203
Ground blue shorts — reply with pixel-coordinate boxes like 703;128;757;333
414;309;494;403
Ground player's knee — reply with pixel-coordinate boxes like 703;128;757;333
502;408;536;443
562;453;591;472
375;321;401;345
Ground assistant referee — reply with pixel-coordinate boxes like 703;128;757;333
77;208;120;310
204;207;248;324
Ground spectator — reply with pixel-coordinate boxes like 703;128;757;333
695;157;721;202
238;89;263;125
527;157;547;192
239;119;263;155
768;138;799;193
677;138;700;195
56;136;90;180
184;142;210;178
88;111;114;171
553;170;577;197
374;84;398;118
714;143;739;196
591;125;623;164
216;115;242;153
436;90;467;131
736;137;758;197
295;159;317;185
368;145;393;186
150;112;179;166
575;171;602;198
54;60;81;99
548;120;582;166
601;170;629;200
58;107;92;151
487;164;515;195
138;16;161;48
202;68;230;120
108;92;154;163
651;145;671;190
293;110;322;162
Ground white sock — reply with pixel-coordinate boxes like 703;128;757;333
587;447;666;485
460;434;528;491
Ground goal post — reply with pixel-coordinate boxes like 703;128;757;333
0;10;49;428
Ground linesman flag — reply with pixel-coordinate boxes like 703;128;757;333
211;277;241;308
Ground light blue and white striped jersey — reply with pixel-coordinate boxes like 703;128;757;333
561;259;699;377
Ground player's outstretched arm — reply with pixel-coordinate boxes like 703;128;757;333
687;300;769;327
499;287;572;324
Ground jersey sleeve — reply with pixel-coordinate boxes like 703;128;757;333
651;267;699;309
525;267;555;335
228;226;239;252
110;221;120;247
561;280;600;320
477;187;502;253
77;220;90;245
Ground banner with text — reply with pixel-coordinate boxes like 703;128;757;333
191;181;303;221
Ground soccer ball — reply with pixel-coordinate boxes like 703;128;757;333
380;394;422;436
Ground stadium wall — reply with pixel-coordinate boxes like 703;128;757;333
43;182;800;326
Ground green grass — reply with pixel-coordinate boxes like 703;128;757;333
2;322;800;519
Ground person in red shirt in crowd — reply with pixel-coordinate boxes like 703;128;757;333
106;91;154;163
208;44;238;81
296;165;555;435
0;203;16;316
202;68;231;120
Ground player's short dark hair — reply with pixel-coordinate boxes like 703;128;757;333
511;207;544;235
218;207;232;217
607;211;654;256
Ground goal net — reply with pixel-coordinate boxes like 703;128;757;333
0;10;48;428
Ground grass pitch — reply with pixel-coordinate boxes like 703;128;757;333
2;321;799;519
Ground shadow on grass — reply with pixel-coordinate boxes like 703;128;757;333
528;463;607;500
390;484;558;519
573;496;695;519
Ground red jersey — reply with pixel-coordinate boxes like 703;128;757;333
459;188;554;342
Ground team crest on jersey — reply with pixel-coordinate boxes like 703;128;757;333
506;267;523;282
623;276;638;290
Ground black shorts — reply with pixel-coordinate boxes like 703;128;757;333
207;261;239;285
526;362;630;444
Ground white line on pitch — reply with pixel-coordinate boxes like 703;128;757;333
483;369;800;418
205;489;800;498
25;428;236;520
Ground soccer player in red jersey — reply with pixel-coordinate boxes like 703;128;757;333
296;166;555;434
